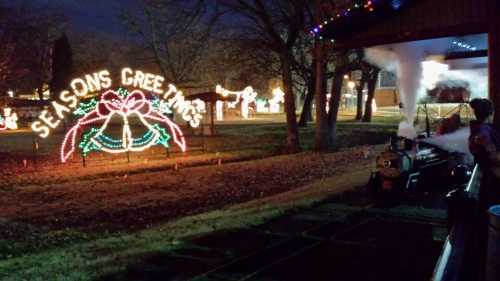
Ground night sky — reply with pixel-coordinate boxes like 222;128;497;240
4;0;142;34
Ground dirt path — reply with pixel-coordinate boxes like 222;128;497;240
0;147;377;232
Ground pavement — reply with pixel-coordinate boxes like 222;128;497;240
98;189;449;281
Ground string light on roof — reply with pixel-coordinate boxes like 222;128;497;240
452;40;477;51
391;0;402;9
310;0;376;39
310;0;408;41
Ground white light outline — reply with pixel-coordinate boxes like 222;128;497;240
269;88;285;113
216;85;258;119
0;108;18;130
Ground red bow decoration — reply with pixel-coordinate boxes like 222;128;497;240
97;90;152;117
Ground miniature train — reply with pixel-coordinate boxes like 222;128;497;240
367;135;472;201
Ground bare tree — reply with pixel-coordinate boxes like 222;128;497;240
200;33;279;92
313;0;329;151
362;65;380;122
0;4;65;98
70;31;141;80
0;27;28;94
314;1;384;148
121;0;224;88
293;32;316;127
50;33;72;101
218;0;311;152
355;70;368;120
324;50;364;148
26;6;66;100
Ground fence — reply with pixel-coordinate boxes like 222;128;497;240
432;164;482;281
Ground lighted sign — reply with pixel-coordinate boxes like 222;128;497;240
0;108;18;130
269;88;285;113
32;68;206;139
216;85;257;119
60;88;186;163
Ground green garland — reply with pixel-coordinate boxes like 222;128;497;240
73;99;98;116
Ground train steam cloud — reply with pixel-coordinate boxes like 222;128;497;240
365;41;487;139
365;43;425;139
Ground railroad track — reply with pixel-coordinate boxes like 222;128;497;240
104;192;448;281
183;193;447;281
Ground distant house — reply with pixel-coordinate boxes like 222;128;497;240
374;71;400;107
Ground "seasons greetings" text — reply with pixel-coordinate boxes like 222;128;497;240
32;68;206;138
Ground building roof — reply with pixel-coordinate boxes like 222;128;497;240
185;92;236;103
10;99;50;107
0;97;49;108
320;0;489;50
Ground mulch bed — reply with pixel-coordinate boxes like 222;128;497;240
0;147;375;232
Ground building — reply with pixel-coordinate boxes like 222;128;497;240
317;0;499;127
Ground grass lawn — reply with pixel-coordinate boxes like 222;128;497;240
0;158;375;281
0;115;398;280
0;115;399;172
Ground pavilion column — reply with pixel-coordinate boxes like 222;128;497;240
489;0;500;129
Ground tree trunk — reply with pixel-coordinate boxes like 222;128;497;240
314;41;329;151
327;70;344;150
298;76;315;127
362;69;380;122
281;51;300;152
356;71;368;120
37;85;44;102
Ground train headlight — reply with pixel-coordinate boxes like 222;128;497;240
377;151;403;178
